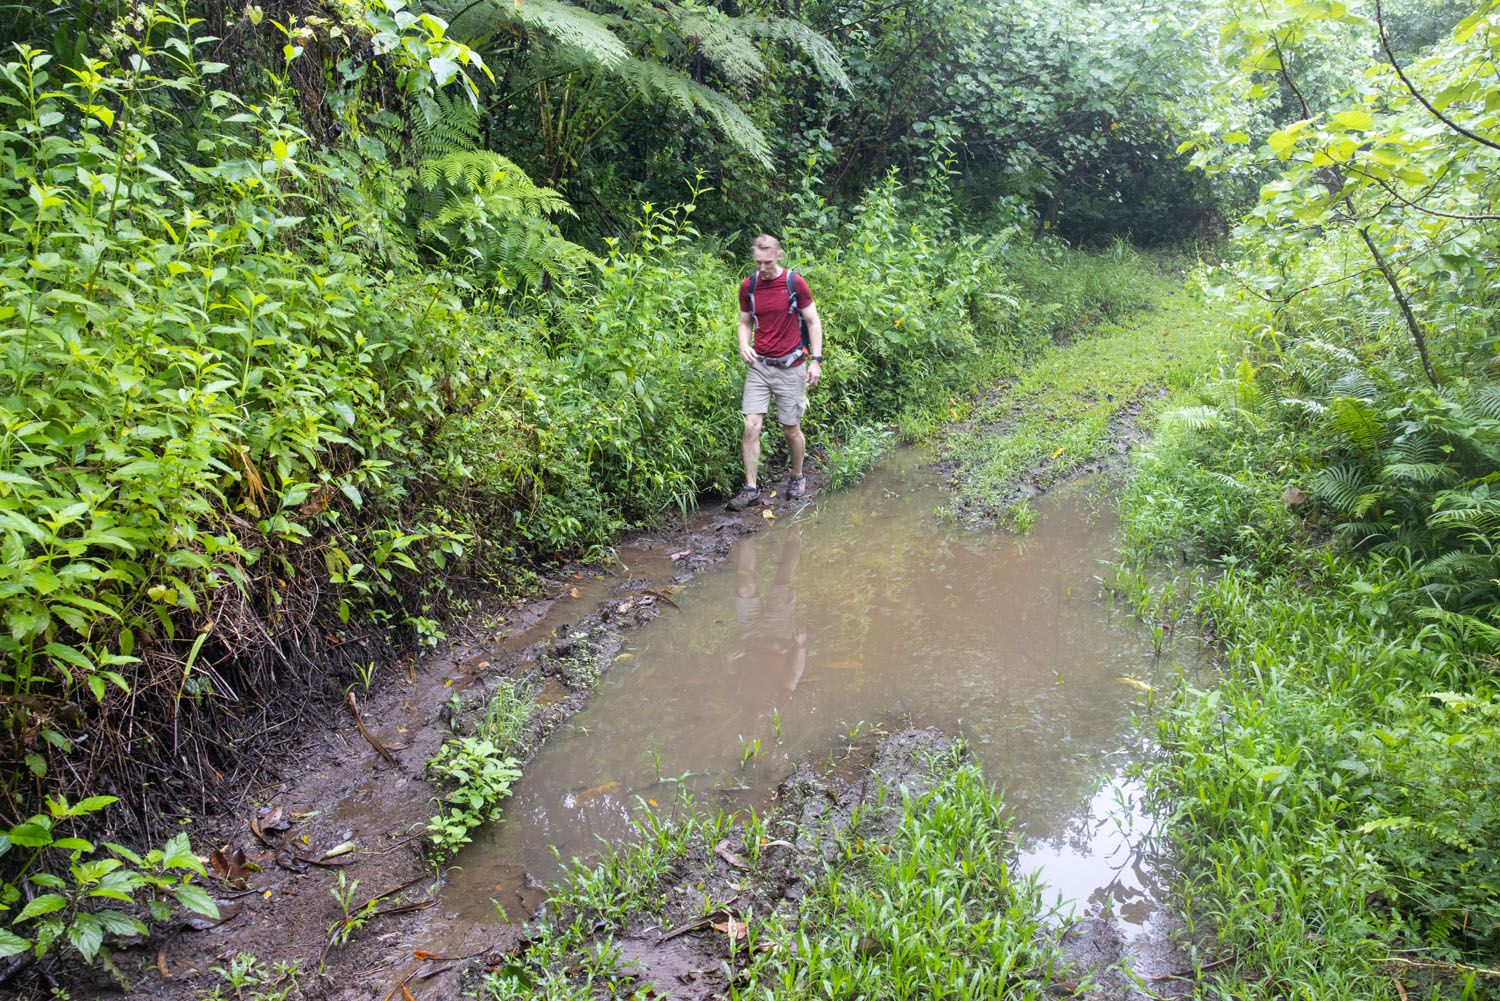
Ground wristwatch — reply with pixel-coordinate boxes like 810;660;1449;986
810;355;824;362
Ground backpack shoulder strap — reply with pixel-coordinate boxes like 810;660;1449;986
747;273;759;328
786;270;798;312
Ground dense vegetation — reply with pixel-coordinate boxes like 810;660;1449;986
1;0;1497;991
1118;0;1500;995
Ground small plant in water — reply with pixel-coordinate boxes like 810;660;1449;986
1006;498;1037;534
739;735;762;767
771;708;783;740
425;736;522;858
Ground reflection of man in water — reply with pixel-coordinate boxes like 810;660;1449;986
726;526;806;717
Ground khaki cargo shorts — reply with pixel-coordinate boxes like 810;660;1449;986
742;360;809;426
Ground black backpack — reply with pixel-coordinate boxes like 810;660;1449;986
747;270;811;349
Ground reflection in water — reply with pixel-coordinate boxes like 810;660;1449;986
435;450;1201;935
728;524;806;725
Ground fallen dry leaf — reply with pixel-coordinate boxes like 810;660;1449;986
714;840;751;871
1282;485;1306;507
711;917;749;940
762;509;775;520
209;845;260;885
1117;676;1154;693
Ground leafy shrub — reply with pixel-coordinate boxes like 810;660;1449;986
0;796;215;968
425;736;522;857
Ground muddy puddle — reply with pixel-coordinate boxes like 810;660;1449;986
425;450;1202;960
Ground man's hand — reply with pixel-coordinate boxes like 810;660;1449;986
739;342;758;366
807;359;821;388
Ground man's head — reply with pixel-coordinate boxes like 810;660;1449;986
751;234;783;281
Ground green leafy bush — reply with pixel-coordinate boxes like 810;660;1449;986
425;736;522;858
0;795;215;968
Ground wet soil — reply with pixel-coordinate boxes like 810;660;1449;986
85;477;814;1001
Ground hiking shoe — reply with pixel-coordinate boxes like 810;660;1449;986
787;474;808;501
726;485;761;511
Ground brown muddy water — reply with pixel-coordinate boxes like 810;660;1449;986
429;450;1201;946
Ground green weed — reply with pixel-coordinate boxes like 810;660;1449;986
425;737;522;859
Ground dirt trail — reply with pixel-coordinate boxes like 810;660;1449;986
86;481;814;1001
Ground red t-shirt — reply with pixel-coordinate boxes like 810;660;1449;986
739;270;813;361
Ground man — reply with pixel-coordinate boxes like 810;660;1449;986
727;234;824;510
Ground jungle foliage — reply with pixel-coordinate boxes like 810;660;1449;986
1125;0;1500;992
0;0;1190;972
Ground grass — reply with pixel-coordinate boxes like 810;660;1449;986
940;273;1222;523
1115;365;1500;998
472;748;1070;1001
730;756;1068;1000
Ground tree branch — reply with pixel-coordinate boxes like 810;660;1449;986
1359;226;1440;388
1374;0;1500;152
1344;163;1500;221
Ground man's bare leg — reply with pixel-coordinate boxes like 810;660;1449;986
783;423;805;477
741;413;765;487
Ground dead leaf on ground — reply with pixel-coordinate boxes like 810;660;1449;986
321;840;357;860
156;949;171;980
668;550;692;561
759;839;796;851
711;917;749;940
1117;676;1154;693
714;840;751;871
1282;485;1306;507
209;845;260;885
259;804;290;831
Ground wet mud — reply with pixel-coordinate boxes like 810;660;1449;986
85;426;1203;999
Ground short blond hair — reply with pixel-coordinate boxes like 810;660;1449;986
752;234;782;253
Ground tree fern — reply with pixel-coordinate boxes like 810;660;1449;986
412;91;482;159
615;56;772;166
447;0;631;67
739;14;851;90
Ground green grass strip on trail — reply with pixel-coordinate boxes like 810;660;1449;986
941;275;1223;525
473;751;1070;1001
730;759;1068;1000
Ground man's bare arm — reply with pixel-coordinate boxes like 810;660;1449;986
737;310;757;365
801;302;824;386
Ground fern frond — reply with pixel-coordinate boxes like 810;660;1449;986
615;56;772;166
1327;395;1386;455
644;0;767;84
1464;384;1500;422
1161;405;1223;431
447;0;630;67
739;14;850;90
1310;462;1376;515
419;151;576;220
412;91;480;159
